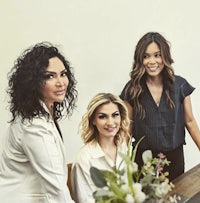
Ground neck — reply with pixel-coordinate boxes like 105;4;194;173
98;136;118;162
99;139;117;164
98;136;116;147
146;76;162;86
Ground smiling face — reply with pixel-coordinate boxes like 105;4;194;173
93;102;121;139
143;42;164;78
41;57;69;111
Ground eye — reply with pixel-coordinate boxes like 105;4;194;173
143;54;149;59
61;71;68;77
155;53;161;58
44;74;54;80
98;114;107;119
112;112;120;118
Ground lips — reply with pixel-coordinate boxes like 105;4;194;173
55;89;66;95
105;127;117;132
148;66;158;71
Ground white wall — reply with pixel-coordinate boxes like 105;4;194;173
0;0;200;171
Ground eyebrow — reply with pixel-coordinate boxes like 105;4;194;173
144;51;161;54
44;69;66;74
97;111;119;115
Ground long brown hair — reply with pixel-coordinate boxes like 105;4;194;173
128;32;175;119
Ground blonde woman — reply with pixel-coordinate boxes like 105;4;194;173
71;93;130;203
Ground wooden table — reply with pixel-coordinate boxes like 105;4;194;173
171;163;200;198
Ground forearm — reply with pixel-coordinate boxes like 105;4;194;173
186;119;200;150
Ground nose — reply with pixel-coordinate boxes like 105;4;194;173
106;117;115;125
149;56;156;64
56;77;64;86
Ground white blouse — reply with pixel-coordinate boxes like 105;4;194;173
71;140;127;203
0;103;74;203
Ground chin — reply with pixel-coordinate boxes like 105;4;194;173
53;100;63;104
107;133;117;137
55;97;65;103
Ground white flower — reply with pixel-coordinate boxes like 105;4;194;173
135;191;146;203
121;183;130;193
155;181;171;197
133;183;146;203
90;137;178;203
133;182;142;191
129;162;138;173
125;194;135;203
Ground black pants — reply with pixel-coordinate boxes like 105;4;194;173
134;145;184;181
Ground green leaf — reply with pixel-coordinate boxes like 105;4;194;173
90;166;107;188
131;136;145;162
93;189;113;198
109;181;125;198
103;170;118;183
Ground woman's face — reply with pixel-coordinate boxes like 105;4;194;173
93;102;121;139
143;42;164;77
42;57;69;110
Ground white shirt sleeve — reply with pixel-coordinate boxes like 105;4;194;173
71;162;95;203
71;141;127;203
21;118;74;203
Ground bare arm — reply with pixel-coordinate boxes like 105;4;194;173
184;96;200;150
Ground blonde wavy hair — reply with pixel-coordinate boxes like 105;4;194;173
80;93;130;145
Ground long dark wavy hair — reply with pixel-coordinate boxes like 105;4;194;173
7;42;78;122
126;32;175;119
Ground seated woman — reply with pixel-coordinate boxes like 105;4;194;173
71;93;130;203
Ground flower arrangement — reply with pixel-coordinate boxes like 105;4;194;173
90;138;181;203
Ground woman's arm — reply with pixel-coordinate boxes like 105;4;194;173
183;96;200;150
71;159;95;203
22;118;74;203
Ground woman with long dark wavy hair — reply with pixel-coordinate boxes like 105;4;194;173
120;32;200;181
0;42;77;203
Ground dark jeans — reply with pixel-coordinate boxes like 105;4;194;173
134;145;184;181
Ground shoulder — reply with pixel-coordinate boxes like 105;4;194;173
75;141;98;162
12;116;55;139
120;80;132;99
175;75;188;84
122;80;131;90
72;142;98;173
175;75;194;87
174;75;195;98
174;75;195;87
22;115;53;128
118;141;128;153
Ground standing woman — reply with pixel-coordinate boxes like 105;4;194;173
0;42;77;203
120;32;200;181
71;93;130;203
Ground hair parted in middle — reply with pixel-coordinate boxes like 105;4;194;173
127;32;175;119
80;93;130;144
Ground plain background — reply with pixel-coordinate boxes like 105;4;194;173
0;0;200;171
